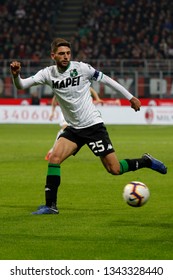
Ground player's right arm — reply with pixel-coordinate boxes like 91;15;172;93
10;61;21;78
10;60;37;89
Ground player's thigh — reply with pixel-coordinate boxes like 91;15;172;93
49;137;78;164
100;152;120;175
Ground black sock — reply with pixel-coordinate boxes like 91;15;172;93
125;157;151;171
45;163;60;208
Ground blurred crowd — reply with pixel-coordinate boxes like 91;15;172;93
71;0;173;60
0;0;62;60
1;0;173;61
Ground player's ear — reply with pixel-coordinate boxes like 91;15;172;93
51;52;55;60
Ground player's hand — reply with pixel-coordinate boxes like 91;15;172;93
94;98;104;105
130;97;141;112
10;61;21;77
49;113;54;121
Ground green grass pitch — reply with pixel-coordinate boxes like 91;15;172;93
0;124;173;260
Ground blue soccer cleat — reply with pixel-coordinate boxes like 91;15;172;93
32;205;59;215
142;153;167;174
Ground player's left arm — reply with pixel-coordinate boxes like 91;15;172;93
83;63;141;111
129;96;141;112
98;73;141;111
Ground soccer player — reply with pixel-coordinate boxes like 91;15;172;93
10;38;167;215
45;87;104;161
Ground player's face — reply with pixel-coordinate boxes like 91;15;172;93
51;46;71;69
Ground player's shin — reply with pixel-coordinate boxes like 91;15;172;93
45;163;61;208
119;157;150;174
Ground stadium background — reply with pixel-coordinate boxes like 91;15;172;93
1;0;173;104
0;0;173;264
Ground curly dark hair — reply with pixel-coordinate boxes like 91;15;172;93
51;38;71;52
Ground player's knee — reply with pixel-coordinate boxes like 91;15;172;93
106;164;120;175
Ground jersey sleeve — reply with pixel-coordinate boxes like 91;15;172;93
32;68;49;84
100;74;133;100
81;62;133;100
12;67;49;89
80;62;103;81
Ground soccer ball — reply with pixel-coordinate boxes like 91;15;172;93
123;181;150;207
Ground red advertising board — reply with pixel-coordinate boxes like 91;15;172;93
0;98;173;106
